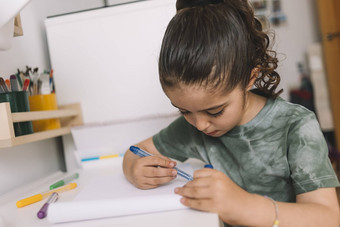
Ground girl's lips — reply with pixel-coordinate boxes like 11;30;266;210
205;130;219;136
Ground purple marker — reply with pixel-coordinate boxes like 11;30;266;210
37;192;59;219
10;75;19;91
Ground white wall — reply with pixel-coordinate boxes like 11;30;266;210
0;138;64;195
0;0;105;76
0;0;320;195
0;0;125;196
271;0;320;100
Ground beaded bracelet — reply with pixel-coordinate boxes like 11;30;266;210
264;196;279;227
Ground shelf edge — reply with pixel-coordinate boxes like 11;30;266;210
12;109;79;123
0;127;71;148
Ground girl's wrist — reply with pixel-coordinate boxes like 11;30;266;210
264;196;279;227
232;193;280;227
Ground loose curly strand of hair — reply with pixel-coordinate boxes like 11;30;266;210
241;0;283;97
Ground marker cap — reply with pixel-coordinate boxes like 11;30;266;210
49;181;64;190
37;203;49;219
204;164;214;169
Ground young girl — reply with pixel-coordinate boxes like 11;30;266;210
123;0;340;226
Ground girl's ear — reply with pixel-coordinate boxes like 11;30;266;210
246;67;260;91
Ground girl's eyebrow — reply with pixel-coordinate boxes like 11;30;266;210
171;102;228;112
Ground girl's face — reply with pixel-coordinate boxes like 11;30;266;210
165;84;251;137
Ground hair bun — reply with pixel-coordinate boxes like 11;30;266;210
176;0;223;11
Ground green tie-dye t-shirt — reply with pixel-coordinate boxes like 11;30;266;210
153;97;339;203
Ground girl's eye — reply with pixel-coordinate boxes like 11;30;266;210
179;110;190;115
207;109;225;118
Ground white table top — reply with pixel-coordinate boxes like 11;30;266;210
0;157;222;227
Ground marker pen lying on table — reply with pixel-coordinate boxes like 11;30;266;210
16;183;77;208
129;146;193;181
49;173;79;190
37;192;59;219
81;153;123;162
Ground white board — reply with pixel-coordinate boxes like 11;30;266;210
45;0;177;123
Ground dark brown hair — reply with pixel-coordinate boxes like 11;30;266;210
159;0;282;97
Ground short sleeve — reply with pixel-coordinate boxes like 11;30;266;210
287;111;340;194
153;116;201;162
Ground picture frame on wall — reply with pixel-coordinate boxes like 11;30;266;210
14;14;23;37
251;0;286;27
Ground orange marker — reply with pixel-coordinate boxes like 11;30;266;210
5;79;10;91
16;182;77;208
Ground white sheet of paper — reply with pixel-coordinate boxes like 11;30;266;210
48;164;192;223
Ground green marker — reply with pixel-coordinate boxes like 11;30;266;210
49;173;79;190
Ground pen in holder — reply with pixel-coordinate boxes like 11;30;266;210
28;93;61;132
0;91;33;136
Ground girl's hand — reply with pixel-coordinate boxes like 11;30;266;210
174;168;250;224
129;155;178;190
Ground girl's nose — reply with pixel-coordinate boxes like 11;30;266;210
194;114;210;132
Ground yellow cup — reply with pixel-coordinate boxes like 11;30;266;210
28;93;61;132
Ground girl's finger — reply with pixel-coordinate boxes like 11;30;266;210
143;176;176;187
143;166;177;178
182;176;212;188
137;156;176;168
193;168;216;178
179;197;214;212
174;185;212;199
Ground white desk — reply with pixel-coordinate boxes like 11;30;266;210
0;157;222;227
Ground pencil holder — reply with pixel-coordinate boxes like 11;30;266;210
28;93;61;132
0;91;33;136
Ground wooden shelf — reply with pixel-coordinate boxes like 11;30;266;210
0;102;83;148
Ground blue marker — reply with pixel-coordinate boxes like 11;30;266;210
204;164;214;169
129;146;193;181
